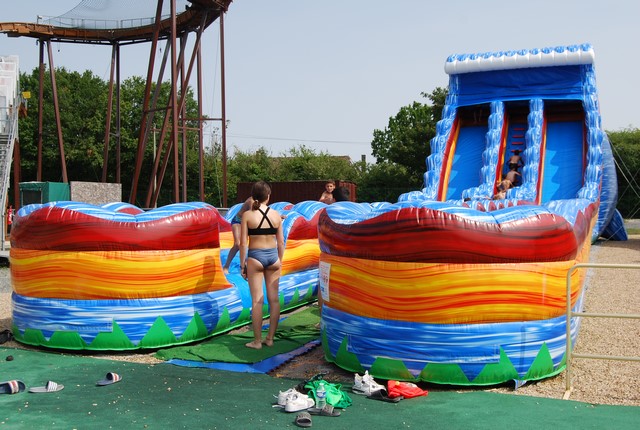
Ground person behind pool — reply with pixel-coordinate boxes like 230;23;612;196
332;186;351;202
508;149;524;171
222;197;253;275
315;184;352;322
6;205;13;235
240;181;285;349
319;180;336;204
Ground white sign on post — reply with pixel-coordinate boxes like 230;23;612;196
318;261;331;302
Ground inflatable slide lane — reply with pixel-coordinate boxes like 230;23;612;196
318;44;627;386
9;201;325;350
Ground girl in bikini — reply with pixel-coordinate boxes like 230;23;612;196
222;197;253;274
240;181;285;349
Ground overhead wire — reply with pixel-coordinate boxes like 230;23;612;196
227;133;370;145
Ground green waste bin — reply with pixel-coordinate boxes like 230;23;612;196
19;181;70;206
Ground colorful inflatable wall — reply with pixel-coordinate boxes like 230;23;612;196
318;44;627;385
9;201;325;350
8;43;627;388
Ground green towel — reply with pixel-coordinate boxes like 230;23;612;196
305;379;353;409
155;307;320;364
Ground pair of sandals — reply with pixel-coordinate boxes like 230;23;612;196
294;404;340;428
0;380;63;394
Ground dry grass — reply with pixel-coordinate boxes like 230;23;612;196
1;236;639;406
486;236;640;406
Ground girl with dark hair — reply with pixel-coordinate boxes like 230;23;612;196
239;181;285;349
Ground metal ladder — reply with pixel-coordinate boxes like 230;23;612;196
0;104;17;251
0;55;20;251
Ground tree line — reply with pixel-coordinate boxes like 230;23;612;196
12;67;640;217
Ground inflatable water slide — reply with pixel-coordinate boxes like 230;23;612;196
9;201;325;350
9;43;626;387
317;44;627;385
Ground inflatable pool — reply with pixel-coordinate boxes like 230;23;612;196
9;200;325;350
318;44;627;385
8;43;627;387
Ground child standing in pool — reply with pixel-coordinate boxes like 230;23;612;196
319;180;336;204
240;181;285;349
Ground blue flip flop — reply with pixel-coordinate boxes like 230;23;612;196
97;372;122;386
0;380;25;394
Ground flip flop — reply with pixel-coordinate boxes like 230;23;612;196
366;389;403;403
0;380;25;394
294;411;312;428
307;404;341;417
97;372;122;386
29;381;64;393
0;329;12;344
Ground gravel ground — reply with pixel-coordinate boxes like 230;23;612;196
1;235;639;406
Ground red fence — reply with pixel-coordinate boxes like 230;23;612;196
236;180;357;205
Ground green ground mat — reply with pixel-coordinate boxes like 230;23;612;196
155;306;320;363
1;347;638;429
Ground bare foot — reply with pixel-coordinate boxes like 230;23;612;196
263;338;274;347
223;267;229;275
245;340;262;349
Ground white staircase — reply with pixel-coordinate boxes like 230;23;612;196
0;55;19;251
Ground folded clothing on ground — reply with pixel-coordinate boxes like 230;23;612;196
387;380;428;399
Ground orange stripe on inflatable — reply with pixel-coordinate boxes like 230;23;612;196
217;235;320;275
438;117;460;200
10;238;321;300
319;253;588;324
219;230;234;249
535;119;548;205
281;239;320;275
10;248;230;299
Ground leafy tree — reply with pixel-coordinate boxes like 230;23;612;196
225;147;274;204
16;68;204;207
224;145;361;204
201;138;220;204
607;128;640;218
115;75;202;206
14;65;450;208
274;145;354;181
356;162;415;203
370;88;447;185
18;67;109;183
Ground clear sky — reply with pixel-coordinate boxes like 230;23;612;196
1;0;639;163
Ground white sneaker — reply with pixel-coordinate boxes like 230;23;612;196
275;388;301;407
352;370;386;396
284;393;315;413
